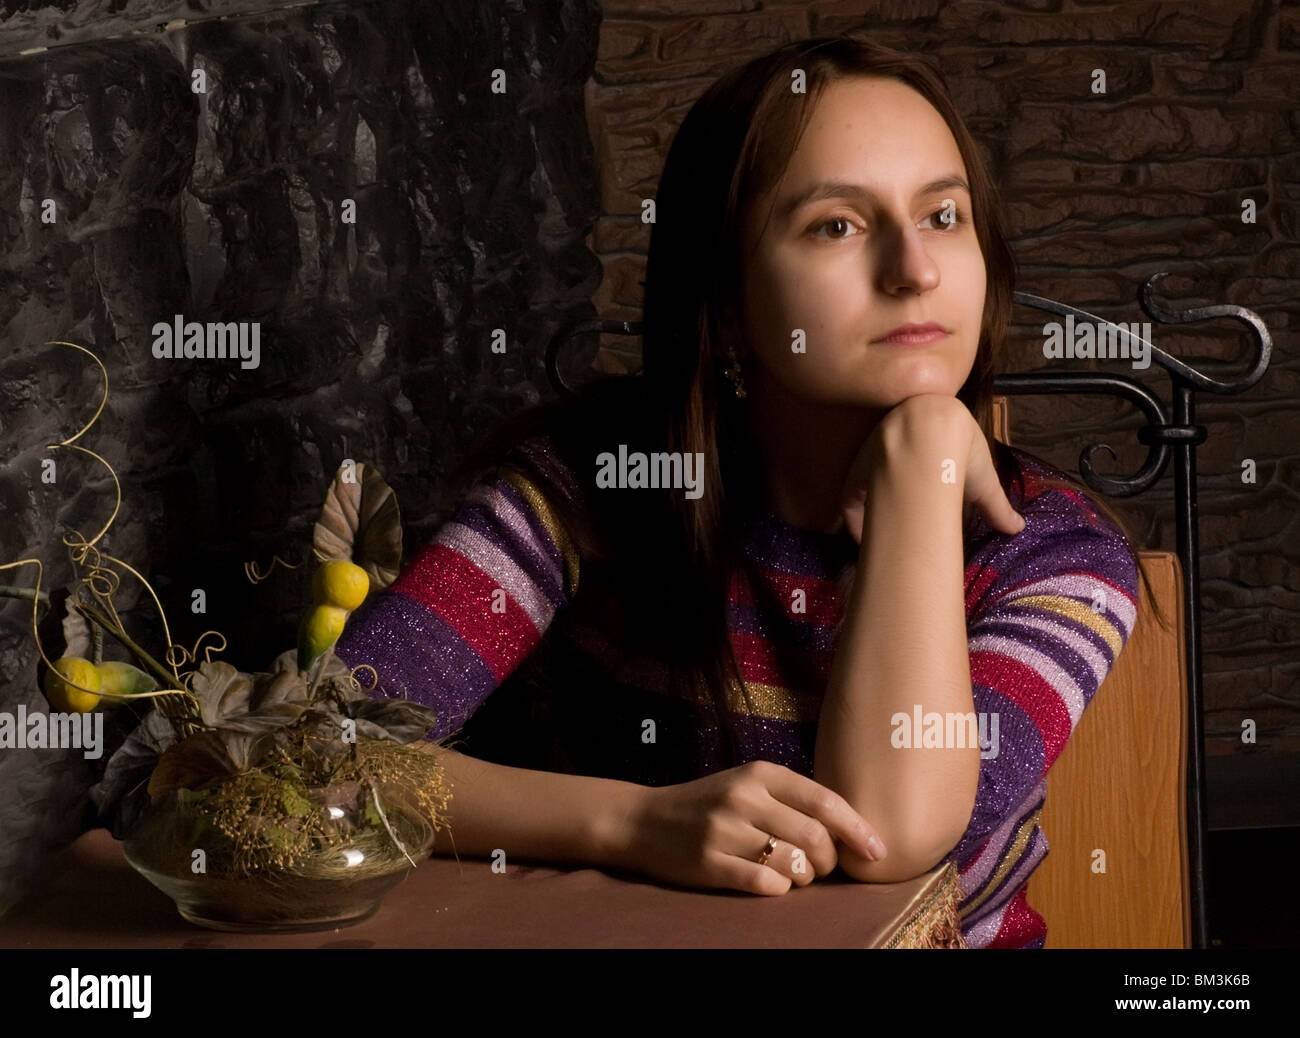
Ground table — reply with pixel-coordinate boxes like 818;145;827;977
2;828;966;948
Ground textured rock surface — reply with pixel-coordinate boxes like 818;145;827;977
0;0;603;910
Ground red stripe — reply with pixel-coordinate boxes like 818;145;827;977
730;629;830;687
969;649;1072;768
964;561;1000;614
987;886;1047;949
392;543;541;680
730;566;844;626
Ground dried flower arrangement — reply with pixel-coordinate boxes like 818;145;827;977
1;342;450;920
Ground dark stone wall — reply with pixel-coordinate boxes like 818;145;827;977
584;0;1300;828
0;0;603;909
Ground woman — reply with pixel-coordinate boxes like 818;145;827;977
334;34;1151;949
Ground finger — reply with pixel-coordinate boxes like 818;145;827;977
746;795;838;878
971;486;1024;535
965;454;1025;535
741;827;818;886
756;762;886;863
707;849;793;896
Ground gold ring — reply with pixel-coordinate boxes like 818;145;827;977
756;834;778;866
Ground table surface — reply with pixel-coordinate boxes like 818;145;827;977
2;828;962;948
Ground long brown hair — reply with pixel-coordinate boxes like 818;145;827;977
447;33;1167;772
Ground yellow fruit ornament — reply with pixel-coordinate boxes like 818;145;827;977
313;560;370;611
96;660;155;697
43;656;102;713
297;604;349;673
298;559;372;672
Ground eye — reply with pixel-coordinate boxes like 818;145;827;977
809;215;862;241
923;202;967;231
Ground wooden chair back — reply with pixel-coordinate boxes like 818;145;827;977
992;396;1191;948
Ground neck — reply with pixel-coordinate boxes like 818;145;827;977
741;367;885;535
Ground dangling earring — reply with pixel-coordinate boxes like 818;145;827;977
724;344;747;399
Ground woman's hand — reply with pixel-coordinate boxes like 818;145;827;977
839;394;1025;546
612;760;888;895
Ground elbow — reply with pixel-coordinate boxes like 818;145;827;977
835;825;964;884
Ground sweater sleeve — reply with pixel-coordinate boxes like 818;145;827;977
332;463;580;742
943;480;1139;866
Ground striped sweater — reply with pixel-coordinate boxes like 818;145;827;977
333;438;1139;949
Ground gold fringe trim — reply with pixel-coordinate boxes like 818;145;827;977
884;862;968;949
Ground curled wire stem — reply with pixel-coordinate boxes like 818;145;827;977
347;663;379;693
244;553;306;585
165;630;229;673
0;342;221;728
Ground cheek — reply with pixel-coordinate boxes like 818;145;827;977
959;253;987;329
742;259;821;360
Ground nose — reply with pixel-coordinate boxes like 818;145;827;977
877;223;940;296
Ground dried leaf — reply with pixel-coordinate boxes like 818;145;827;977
148;732;242;798
189;661;253;729
347;698;439;743
147;729;273;798
214;703;306;734
249;670;309;711
89;708;180;838
313;462;403;590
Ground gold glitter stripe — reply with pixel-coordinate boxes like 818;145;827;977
1005;594;1123;658
960;807;1043;917
498;466;581;600
721;678;819;723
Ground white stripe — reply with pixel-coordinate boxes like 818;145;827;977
434;520;556;632
983;612;1109;687
959;780;1047;893
963;902;1009;948
998;571;1137;633
967;632;1086;727
466;481;565;591
963;832;1048;931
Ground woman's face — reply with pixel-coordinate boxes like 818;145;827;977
732;76;987;411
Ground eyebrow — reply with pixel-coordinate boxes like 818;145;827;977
779;175;971;220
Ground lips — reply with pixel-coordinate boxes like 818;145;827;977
873;322;948;345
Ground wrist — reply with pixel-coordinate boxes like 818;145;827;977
872;397;974;479
589;779;653;871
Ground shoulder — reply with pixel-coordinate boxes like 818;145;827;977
969;446;1140;618
1001;446;1122;535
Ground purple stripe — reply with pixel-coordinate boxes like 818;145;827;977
994;598;1127;668
727;599;839;654
948;686;1045;862
949;781;1045;885
732;711;818;773
332;589;497;742
961;827;1048;930
740;515;856;581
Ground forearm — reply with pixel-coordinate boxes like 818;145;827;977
813;457;980;883
427;746;645;871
